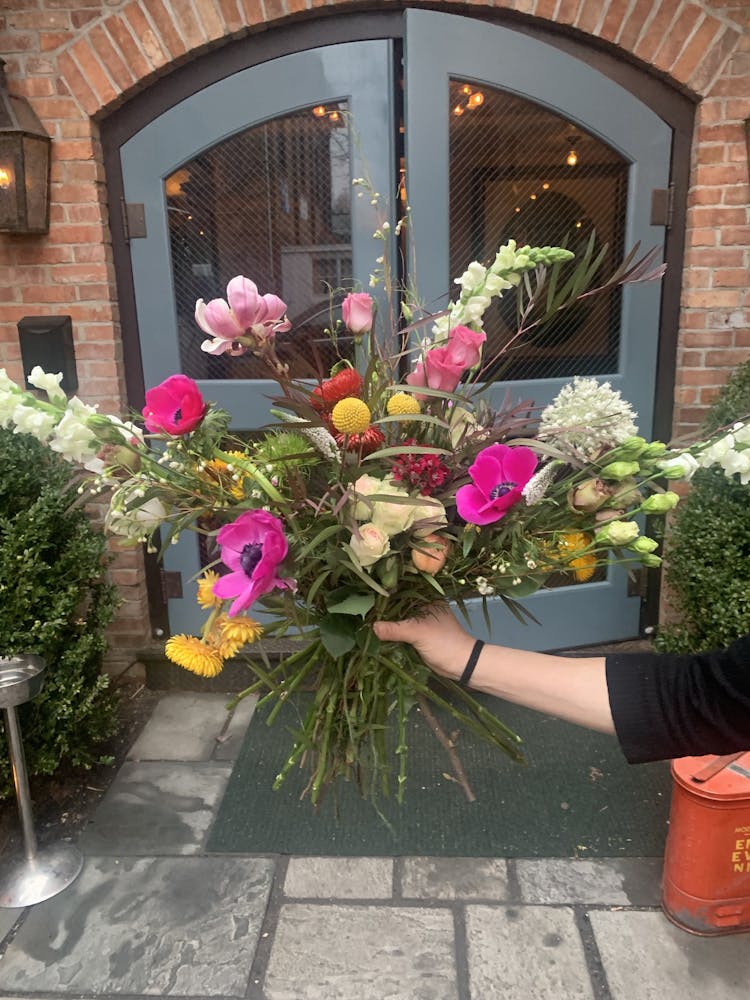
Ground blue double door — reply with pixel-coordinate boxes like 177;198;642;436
120;9;672;648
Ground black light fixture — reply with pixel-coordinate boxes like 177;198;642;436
0;58;52;235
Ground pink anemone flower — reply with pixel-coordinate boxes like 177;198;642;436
142;374;207;435
195;276;291;356
212;509;294;616
455;443;538;526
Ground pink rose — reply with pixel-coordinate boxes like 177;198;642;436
406;345;464;394
444;325;486;369
342;293;374;335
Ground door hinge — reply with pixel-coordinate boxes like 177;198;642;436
121;199;147;240
650;185;674;228
161;570;183;601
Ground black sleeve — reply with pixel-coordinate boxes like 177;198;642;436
605;634;750;764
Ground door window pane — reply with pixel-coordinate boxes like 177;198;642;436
165;102;353;380
449;81;629;381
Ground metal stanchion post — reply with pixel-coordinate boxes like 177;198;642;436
0;656;83;907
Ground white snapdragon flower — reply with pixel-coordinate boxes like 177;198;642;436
698;434;734;468
720;448;750;485
49;406;99;463
27;366;66;401
0;369;19;393
455;261;487;291
11;402;56;441
731;422;750;445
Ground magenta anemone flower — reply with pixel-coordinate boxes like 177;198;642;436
212;509;294;616
195;275;291;356
142;374;207;435
455;443;538;525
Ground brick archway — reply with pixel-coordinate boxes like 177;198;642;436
55;2;743;115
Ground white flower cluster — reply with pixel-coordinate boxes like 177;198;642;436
695;422;750;485
538;376;638;460
0;366;101;465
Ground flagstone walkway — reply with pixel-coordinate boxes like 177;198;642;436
0;692;748;1000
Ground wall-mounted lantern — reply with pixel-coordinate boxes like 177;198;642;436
0;59;51;235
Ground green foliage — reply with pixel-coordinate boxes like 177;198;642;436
655;360;750;654
702;358;750;434
0;430;119;797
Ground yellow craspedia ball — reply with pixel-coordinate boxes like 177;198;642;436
331;397;372;434
386;392;421;417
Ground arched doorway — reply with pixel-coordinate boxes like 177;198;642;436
104;8;692;649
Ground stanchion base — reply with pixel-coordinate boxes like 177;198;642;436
0;842;83;907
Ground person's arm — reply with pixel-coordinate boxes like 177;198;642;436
373;606;615;734
374;607;750;763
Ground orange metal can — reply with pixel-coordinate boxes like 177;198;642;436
662;751;750;935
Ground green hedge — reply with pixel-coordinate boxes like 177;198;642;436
0;429;119;797
655;361;750;654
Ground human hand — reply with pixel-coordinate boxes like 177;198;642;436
374;604;475;682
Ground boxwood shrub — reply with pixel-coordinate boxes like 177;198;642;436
0;429;119;798
655;361;750;654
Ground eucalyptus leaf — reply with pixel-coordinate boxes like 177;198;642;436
319;613;358;657
326;593;376;618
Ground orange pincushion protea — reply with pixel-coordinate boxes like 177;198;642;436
335;425;385;456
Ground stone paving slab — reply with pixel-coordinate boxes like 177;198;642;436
589;909;750;999
127;693;238;761
516;858;663;906
214;695;258;761
264;903;457;1000
79;761;231;855
284;857;393;899
400;857;509;900
0;856;275;996
465;905;593;999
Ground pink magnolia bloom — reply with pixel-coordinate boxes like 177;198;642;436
342;292;374;335
142;374;206;435
195;276;291;356
212;509;294;616
456;443;538;526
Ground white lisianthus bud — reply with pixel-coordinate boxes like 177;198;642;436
595;519;640;546
658;452;700;481
349;523;390;567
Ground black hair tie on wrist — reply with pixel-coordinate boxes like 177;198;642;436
459;639;485;687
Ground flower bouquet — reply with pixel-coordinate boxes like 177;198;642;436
1;234;724;807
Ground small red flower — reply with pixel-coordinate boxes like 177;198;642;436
391;439;451;496
335;425;384;456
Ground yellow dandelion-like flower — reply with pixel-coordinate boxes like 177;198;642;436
557;532;596;582
200;450;246;499
570;553;597;583
331;397;371;435
214;614;264;658
196;570;222;609
165;635;224;677
386;392;421;417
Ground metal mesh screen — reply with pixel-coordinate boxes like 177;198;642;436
166;102;353;380
449;80;629;382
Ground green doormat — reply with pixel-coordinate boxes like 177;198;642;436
207;693;672;857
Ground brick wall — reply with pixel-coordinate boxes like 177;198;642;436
0;0;748;660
